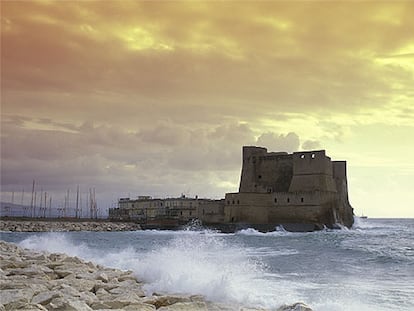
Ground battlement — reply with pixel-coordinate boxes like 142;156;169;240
291;150;332;176
239;147;340;194
289;150;336;192
232;146;354;229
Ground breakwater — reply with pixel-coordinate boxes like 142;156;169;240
0;240;313;311
0;219;141;232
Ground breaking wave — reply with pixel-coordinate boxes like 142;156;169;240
12;219;413;311
17;231;296;308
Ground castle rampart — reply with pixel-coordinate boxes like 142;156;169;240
221;146;354;231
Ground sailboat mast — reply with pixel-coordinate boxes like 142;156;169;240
49;197;52;218
76;185;79;219
34;191;37;218
44;192;47;218
30;180;35;217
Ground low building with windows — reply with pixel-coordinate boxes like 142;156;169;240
109;195;223;228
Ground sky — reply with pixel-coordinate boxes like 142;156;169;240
1;1;413;218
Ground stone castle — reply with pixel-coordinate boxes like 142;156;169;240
109;146;354;231
221;146;354;231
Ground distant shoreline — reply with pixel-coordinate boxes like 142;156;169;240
0;219;141;232
0;216;126;222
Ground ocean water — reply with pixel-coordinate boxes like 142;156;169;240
1;218;413;311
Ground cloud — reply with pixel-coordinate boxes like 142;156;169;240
301;140;321;151
2;1;413;121
1;1;414;216
1;114;313;206
256;132;300;153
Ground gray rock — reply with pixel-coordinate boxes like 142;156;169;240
143;295;192;309
123;303;157;310
157;301;208;311
78;291;98;305
0;288;34;306
0;241;283;311
95;272;109;283
111;279;145;297
47;297;93;311
4;302;48;310
31;290;62;305
277;302;313;311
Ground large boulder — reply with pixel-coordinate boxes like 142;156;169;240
31;290;62;305
46;297;93;311
1;288;34;307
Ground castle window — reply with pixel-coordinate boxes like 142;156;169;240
180;211;183;216
301;197;304;203
237;200;240;204
227;201;230;205
287;198;290;203
274;198;277;203
300;154;305;159
190;211;192;216
232;200;235;204
258;175;262;179
311;153;315;159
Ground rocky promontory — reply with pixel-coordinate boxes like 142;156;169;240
0;241;313;311
0;220;141;232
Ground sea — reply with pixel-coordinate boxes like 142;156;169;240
1;218;413;311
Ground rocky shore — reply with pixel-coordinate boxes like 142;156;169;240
0;241;313;311
0;220;141;232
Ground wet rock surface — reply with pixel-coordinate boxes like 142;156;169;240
0;241;313;311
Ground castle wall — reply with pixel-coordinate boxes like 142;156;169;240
223;191;337;225
224;193;270;223
239;146;293;193
198;200;225;224
289;150;337;192
268;191;337;224
332;161;354;227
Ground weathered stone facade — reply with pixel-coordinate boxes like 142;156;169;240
217;147;354;231
108;195;224;228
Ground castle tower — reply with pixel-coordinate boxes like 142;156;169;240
288;150;337;192
332;160;354;227
239;146;293;193
239;146;268;193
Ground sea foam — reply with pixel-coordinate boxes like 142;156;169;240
9;218;413;311
17;231;298;308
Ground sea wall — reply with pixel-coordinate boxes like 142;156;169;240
0;220;141;232
0;241;313;311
